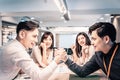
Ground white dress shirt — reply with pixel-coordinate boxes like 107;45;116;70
0;39;57;80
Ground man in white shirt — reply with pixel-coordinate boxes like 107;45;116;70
0;20;65;80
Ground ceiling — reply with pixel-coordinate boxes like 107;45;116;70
0;0;120;28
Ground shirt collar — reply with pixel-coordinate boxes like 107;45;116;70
104;42;116;57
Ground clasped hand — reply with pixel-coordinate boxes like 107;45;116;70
54;48;68;64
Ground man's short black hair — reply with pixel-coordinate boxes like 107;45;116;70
16;21;39;34
89;22;116;42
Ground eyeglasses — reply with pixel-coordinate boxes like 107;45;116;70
20;16;40;24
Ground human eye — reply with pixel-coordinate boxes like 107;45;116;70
91;37;96;41
33;35;37;38
49;38;52;41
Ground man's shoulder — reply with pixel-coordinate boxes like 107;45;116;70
94;51;103;58
3;40;25;52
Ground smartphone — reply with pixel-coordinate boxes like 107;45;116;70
64;48;73;55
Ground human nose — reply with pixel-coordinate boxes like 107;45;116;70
91;40;94;45
35;37;38;44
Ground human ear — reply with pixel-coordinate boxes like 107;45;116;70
19;30;26;39
103;36;110;44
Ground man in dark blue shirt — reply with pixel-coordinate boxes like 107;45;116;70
64;22;120;80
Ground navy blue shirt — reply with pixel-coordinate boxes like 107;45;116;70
65;43;120;80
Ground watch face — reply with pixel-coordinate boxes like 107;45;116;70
64;48;73;55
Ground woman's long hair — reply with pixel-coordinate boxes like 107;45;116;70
39;31;54;56
75;32;91;57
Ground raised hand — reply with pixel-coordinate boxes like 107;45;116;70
39;42;46;50
82;45;89;54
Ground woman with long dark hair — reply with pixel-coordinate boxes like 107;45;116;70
31;31;54;67
31;31;69;80
71;32;94;65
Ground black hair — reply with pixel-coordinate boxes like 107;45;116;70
89;22;116;42
40;31;54;56
16;21;39;35
75;32;91;57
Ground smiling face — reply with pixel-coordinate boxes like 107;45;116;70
19;28;39;49
90;30;108;53
77;35;86;46
89;22;117;54
43;35;53;49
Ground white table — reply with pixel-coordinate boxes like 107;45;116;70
15;63;70;80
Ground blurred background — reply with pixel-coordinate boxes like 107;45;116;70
0;0;120;47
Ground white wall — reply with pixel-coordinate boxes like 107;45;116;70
0;16;2;46
113;16;120;42
58;34;76;48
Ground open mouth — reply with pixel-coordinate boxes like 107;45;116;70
80;42;85;46
31;42;35;47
